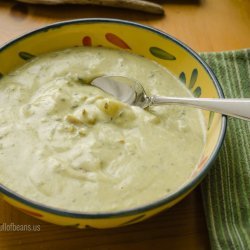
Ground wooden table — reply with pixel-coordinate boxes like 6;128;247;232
0;0;249;249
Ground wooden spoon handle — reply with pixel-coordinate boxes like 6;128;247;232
17;0;164;14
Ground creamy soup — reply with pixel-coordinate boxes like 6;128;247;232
0;47;205;212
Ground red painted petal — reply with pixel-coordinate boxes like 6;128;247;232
197;156;208;170
105;33;130;49
19;208;43;217
82;36;92;46
191;155;208;178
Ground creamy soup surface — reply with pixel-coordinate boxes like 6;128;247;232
0;47;206;212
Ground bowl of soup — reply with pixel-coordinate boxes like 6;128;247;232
0;18;226;228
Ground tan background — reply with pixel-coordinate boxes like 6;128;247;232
0;0;249;249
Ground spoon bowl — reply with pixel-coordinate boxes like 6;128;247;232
91;76;150;108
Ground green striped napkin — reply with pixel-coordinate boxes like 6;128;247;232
199;49;250;250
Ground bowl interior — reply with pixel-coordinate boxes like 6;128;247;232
0;19;224;195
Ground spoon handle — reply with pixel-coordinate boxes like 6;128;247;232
150;96;250;121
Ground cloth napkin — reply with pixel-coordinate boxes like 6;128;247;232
199;49;250;250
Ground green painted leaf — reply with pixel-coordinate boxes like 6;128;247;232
19;51;35;61
149;47;176;60
208;111;215;130
193;87;201;97
179;72;186;84
189;68;198;89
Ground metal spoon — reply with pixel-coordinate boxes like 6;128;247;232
91;76;250;121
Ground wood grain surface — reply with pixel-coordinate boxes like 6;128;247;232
0;0;249;249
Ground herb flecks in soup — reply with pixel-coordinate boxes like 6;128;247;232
0;47;205;212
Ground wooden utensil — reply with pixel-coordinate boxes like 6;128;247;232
16;0;164;14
